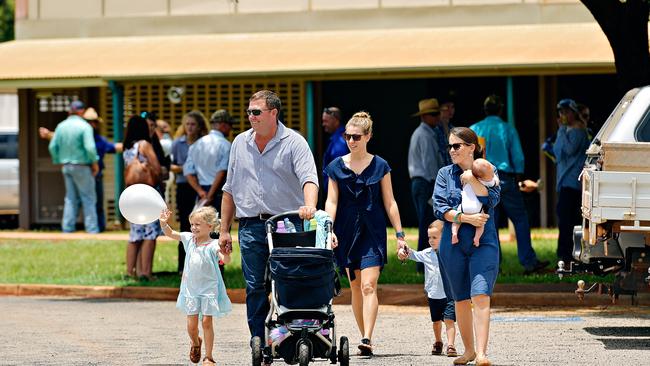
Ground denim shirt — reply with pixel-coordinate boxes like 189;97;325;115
553;125;589;192
433;164;501;245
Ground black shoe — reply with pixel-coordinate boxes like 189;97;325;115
523;260;550;275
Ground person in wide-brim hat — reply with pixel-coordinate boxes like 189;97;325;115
411;98;441;117
83;107;103;123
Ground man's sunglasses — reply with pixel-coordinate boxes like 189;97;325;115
246;108;272;116
343;133;364;142
447;143;469;151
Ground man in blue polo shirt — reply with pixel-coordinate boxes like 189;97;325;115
470;95;549;275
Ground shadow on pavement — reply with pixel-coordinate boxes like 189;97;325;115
584;326;650;337
597;338;650;350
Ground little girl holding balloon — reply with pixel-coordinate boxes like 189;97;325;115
159;206;232;366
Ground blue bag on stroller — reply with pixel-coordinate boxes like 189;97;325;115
269;247;336;309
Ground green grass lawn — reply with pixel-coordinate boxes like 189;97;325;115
0;228;608;288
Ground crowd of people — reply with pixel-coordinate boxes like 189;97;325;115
42;89;591;365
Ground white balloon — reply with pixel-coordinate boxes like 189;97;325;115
119;184;166;225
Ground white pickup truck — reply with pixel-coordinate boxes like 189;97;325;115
563;87;650;301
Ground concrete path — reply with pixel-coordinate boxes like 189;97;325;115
1;297;649;365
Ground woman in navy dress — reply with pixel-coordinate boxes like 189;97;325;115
433;127;500;366
325;111;408;357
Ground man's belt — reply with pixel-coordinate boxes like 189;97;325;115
240;213;273;221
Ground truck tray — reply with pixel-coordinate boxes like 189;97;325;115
582;169;650;223
601;142;650;172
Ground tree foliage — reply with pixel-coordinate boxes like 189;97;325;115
581;0;650;95
0;0;14;42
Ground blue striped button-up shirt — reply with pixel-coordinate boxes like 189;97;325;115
183;130;231;186
171;135;190;183
222;122;319;218
408;122;444;181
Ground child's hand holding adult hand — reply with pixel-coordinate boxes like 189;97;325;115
397;245;409;261
219;232;233;254
331;233;338;249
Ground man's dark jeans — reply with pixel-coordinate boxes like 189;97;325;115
95;173;105;232
411;177;436;273
494;172;539;271
556;187;582;263
176;182;197;273
238;218;270;339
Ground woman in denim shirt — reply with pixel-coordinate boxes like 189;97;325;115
433;127;500;366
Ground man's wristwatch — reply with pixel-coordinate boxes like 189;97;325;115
395;231;405;239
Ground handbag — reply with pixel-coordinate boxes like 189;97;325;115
124;142;159;187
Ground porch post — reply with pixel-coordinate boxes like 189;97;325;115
109;81;124;221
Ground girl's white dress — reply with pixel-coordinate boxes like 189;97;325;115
176;232;232;317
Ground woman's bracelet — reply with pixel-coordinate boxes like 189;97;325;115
395;231;405;239
453;212;463;224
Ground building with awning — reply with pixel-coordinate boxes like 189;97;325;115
1;0;622;229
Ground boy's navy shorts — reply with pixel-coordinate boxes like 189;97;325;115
427;297;456;322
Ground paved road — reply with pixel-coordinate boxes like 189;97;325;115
1;297;649;365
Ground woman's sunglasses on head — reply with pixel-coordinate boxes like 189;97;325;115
343;133;364;142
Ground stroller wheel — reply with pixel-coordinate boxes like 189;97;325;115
251;336;263;366
298;342;310;366
338;336;349;366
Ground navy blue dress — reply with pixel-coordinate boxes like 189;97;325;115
326;156;391;281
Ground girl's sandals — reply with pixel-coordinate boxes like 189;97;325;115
357;338;373;356
189;337;202;363
453;351;476;365
202;357;216;366
446;345;458;357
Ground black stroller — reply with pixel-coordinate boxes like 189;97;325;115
250;211;349;366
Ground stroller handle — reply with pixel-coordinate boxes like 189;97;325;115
265;211;332;233
265;210;333;250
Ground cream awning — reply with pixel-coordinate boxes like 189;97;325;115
0;22;615;87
